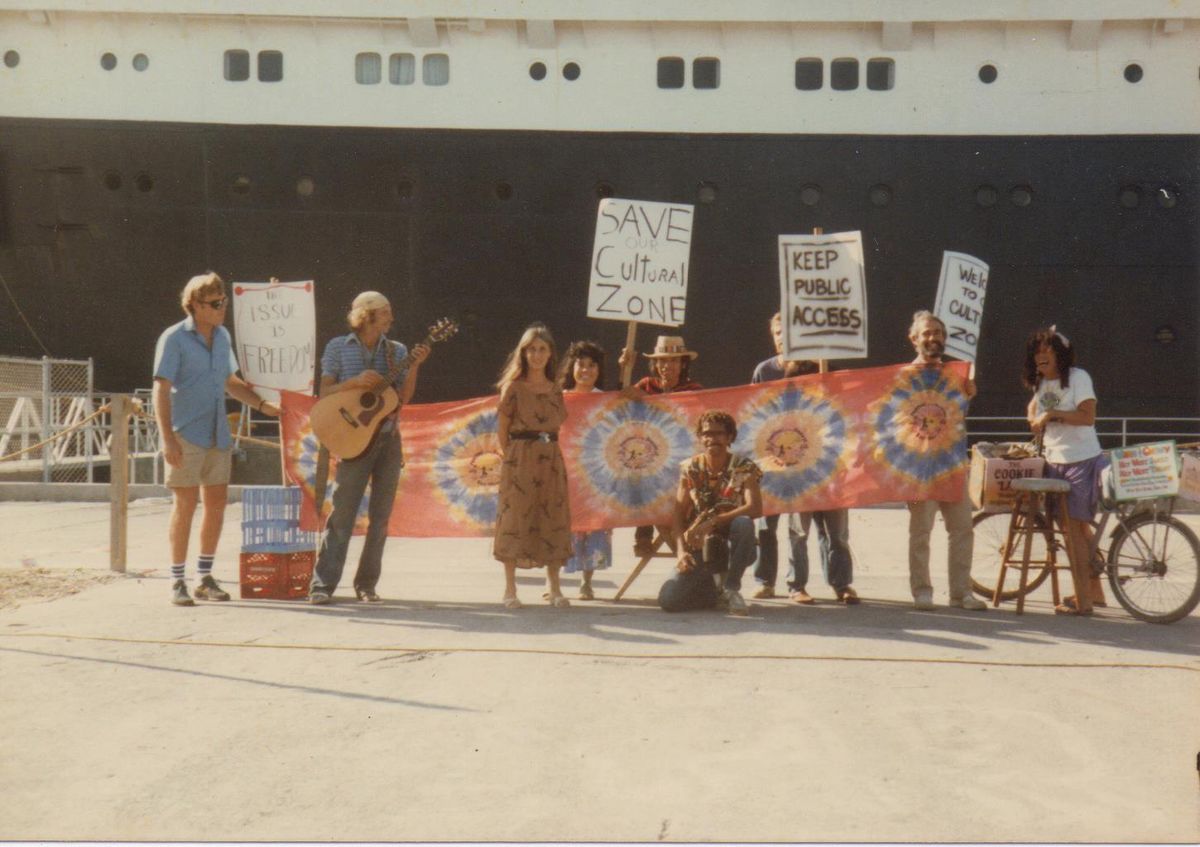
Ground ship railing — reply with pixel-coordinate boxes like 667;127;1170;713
967;416;1200;449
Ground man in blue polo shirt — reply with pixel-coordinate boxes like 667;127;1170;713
153;272;279;606
308;291;430;605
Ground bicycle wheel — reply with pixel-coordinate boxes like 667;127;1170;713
970;510;1053;601
1106;512;1200;624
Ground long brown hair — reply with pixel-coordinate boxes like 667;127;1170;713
1022;328;1074;391
496;323;557;392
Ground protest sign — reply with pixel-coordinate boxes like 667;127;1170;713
1108;441;1180;502
778;230;867;360
933;251;989;362
232;280;316;403
587;198;694;327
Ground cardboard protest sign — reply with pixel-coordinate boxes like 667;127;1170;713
587;198;694;327
1108;441;1180;501
933;251;989;362
232;280;316;403
778;231;867;360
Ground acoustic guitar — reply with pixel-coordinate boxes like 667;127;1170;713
310;317;458;459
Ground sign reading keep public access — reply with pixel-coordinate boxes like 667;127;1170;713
933;251;989;362
1108;441;1180;502
232;280;316;403
778;230;867;360
587;198;694;327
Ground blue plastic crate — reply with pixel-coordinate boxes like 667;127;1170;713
241;486;316;553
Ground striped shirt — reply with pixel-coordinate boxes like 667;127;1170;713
320;333;409;432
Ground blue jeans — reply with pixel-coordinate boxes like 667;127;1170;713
754;510;852;592
311;432;403;595
658;515;756;611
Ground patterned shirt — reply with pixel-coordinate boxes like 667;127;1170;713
634;376;703;394
680;454;763;518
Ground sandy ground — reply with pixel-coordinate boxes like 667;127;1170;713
0;498;1197;843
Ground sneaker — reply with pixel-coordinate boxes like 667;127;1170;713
751;585;776;599
309;591;332;605
171;579;194;607
724;589;749;616
913;590;937;611
951;594;988;611
194;575;230;602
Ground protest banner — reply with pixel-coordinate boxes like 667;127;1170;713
231;279;317;403
1108;441;1180;501
587;198;694;328
778;231;867;360
933;251;989;362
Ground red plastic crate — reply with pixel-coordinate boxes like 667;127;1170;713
239;550;314;600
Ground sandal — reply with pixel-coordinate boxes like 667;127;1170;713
1062;594;1107;610
502;595;523;610
578;584;595;601
789;590;816;605
548;594;571;608
1054;603;1093;616
836;587;861;605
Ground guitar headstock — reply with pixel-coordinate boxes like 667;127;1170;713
426;317;460;344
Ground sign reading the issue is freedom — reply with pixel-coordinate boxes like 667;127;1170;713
778;231;867;360
588;198;694;327
232;280;316;403
933;251;989;362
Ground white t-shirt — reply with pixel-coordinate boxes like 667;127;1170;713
1033;367;1102;464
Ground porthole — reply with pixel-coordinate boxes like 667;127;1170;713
975;185;998;207
1155;325;1176;346
296;176;315;198
869;184;892;207
1010;185;1033;207
799;184;822;206
1156;186;1179;208
132;53;149;72
395;179;414;199
495;181;513;201
1124;63;1143;83
103;171;122;191
100;52;117;71
595;181;614;199
231;175;251;195
697;182;717;204
1118;186;1141;208
563;62;580;81
978;64;998;84
135;173;154;193
529;61;547;81
3;50;19;69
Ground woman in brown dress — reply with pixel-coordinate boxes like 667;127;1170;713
493;323;573;609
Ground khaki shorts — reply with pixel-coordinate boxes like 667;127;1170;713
166;439;232;488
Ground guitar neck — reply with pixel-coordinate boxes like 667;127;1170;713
370;332;434;392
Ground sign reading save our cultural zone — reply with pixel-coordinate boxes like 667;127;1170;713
587;198;694;327
933;251;989;362
778;231;867;360
232;280;316;403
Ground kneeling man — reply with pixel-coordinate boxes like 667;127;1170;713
659;410;762;615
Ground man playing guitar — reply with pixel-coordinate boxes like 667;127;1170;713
309;291;430;604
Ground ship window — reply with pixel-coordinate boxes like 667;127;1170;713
794;58;823;90
1010;185;1033;207
693;58;719;89
135;173;154;193
423;54;449;85
495;181;513;201
657;57;685;89
356;53;381;84
563;62;580;81
258;50;283;82
529;61;547;81
799;184;821;206
100;52;117;71
975;185;998;207
224;50;250;81
389;53;415;85
869;184;892;206
697;181;718;203
104;171;122;191
1124;63;1143;83
1118;186;1141;208
1156;186;1179;208
132;53;149;72
296;176;315;198
978;64;998;84
866;58;894;91
3;50;18;68
831;58;858;90
232;175;251;195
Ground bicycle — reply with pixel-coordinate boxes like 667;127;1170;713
969;455;1200;624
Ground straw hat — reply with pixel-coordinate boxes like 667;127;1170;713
643;335;699;360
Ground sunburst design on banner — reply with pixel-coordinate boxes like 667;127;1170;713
286;423;370;528
866;366;968;485
573;398;694;521
432;408;503;530
739;382;850;503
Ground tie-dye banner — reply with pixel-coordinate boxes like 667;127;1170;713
280;362;970;537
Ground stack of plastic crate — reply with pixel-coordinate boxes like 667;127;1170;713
239;486;317;599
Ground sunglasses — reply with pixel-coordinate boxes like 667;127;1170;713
200;297;227;309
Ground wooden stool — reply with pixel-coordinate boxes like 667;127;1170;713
613;525;676;601
993;477;1075;613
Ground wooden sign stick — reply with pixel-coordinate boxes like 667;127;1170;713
620;320;638;388
813;226;829;374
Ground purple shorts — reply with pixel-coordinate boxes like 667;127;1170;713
1045;453;1109;522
